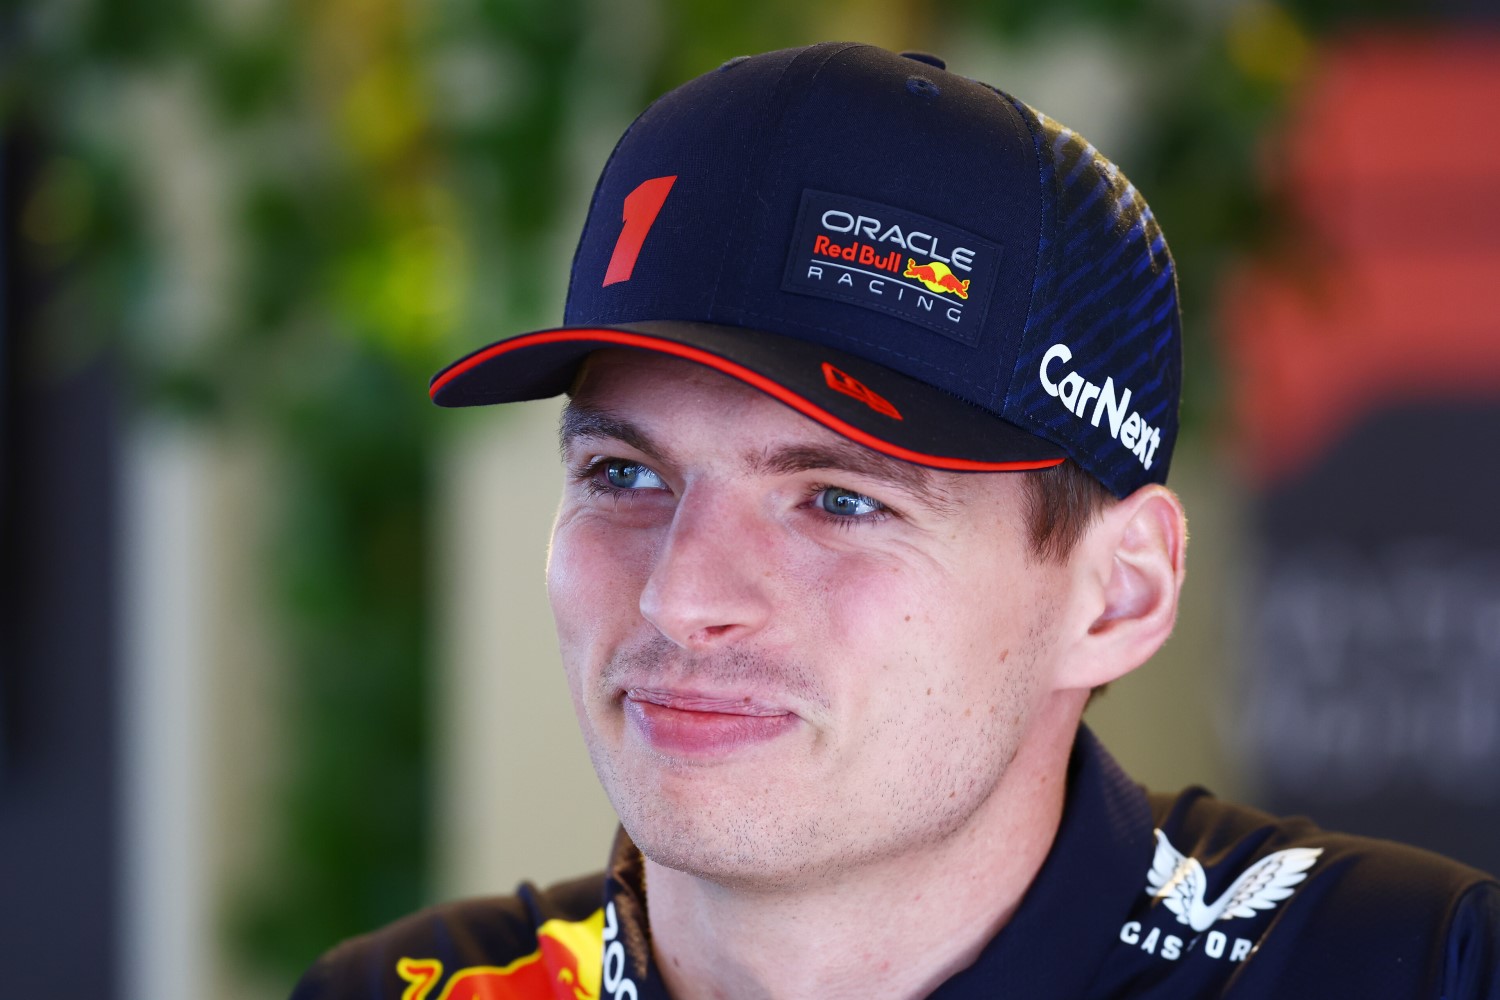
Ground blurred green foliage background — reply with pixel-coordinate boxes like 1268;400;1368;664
0;0;1445;987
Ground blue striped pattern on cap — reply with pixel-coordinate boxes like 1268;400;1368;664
1000;103;1182;497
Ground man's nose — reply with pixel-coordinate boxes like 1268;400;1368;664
638;488;774;650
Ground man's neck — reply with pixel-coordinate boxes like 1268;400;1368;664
643;701;1083;1000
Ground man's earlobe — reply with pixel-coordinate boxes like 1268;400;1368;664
1061;485;1187;690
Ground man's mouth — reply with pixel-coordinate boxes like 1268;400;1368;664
625;688;792;715
622;687;797;757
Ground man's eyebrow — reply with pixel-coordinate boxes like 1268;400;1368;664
751;443;958;515
558;403;668;464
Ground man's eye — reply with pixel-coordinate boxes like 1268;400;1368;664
602;460;665;491
817;487;884;517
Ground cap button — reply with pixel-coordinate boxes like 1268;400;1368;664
899;51;946;70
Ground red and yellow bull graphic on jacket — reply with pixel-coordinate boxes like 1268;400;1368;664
385;899;642;1000
396;909;603;1000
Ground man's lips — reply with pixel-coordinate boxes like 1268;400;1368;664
624;688;792;715
622;687;797;757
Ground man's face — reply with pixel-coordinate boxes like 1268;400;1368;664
547;350;1077;888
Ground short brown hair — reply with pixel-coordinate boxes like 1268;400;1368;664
1021;459;1115;563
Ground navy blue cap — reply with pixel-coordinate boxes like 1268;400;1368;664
431;42;1181;497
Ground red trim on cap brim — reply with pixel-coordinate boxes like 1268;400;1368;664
431;328;1065;474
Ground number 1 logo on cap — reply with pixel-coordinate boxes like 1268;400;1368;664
603;176;677;286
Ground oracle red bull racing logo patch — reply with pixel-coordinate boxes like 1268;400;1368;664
781;190;999;346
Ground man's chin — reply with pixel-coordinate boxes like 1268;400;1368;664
588;738;853;886
624;814;824;890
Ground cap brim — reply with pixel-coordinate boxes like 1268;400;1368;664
429;321;1065;473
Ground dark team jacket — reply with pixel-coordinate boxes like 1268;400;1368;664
291;728;1500;999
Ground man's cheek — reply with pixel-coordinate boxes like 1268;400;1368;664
546;549;617;727
548;528;657;684
814;566;938;703
816;556;936;641
547;559;601;676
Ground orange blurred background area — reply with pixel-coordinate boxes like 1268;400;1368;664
1225;32;1500;488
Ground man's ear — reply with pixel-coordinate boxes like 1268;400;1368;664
1055;484;1187;691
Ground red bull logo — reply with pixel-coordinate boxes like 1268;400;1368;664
396;910;604;1000
902;258;970;299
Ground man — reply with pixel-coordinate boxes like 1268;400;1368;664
293;43;1499;999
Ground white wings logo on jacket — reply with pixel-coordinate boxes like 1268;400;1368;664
1146;830;1322;933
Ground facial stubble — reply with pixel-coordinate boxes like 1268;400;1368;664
574;631;1048;892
